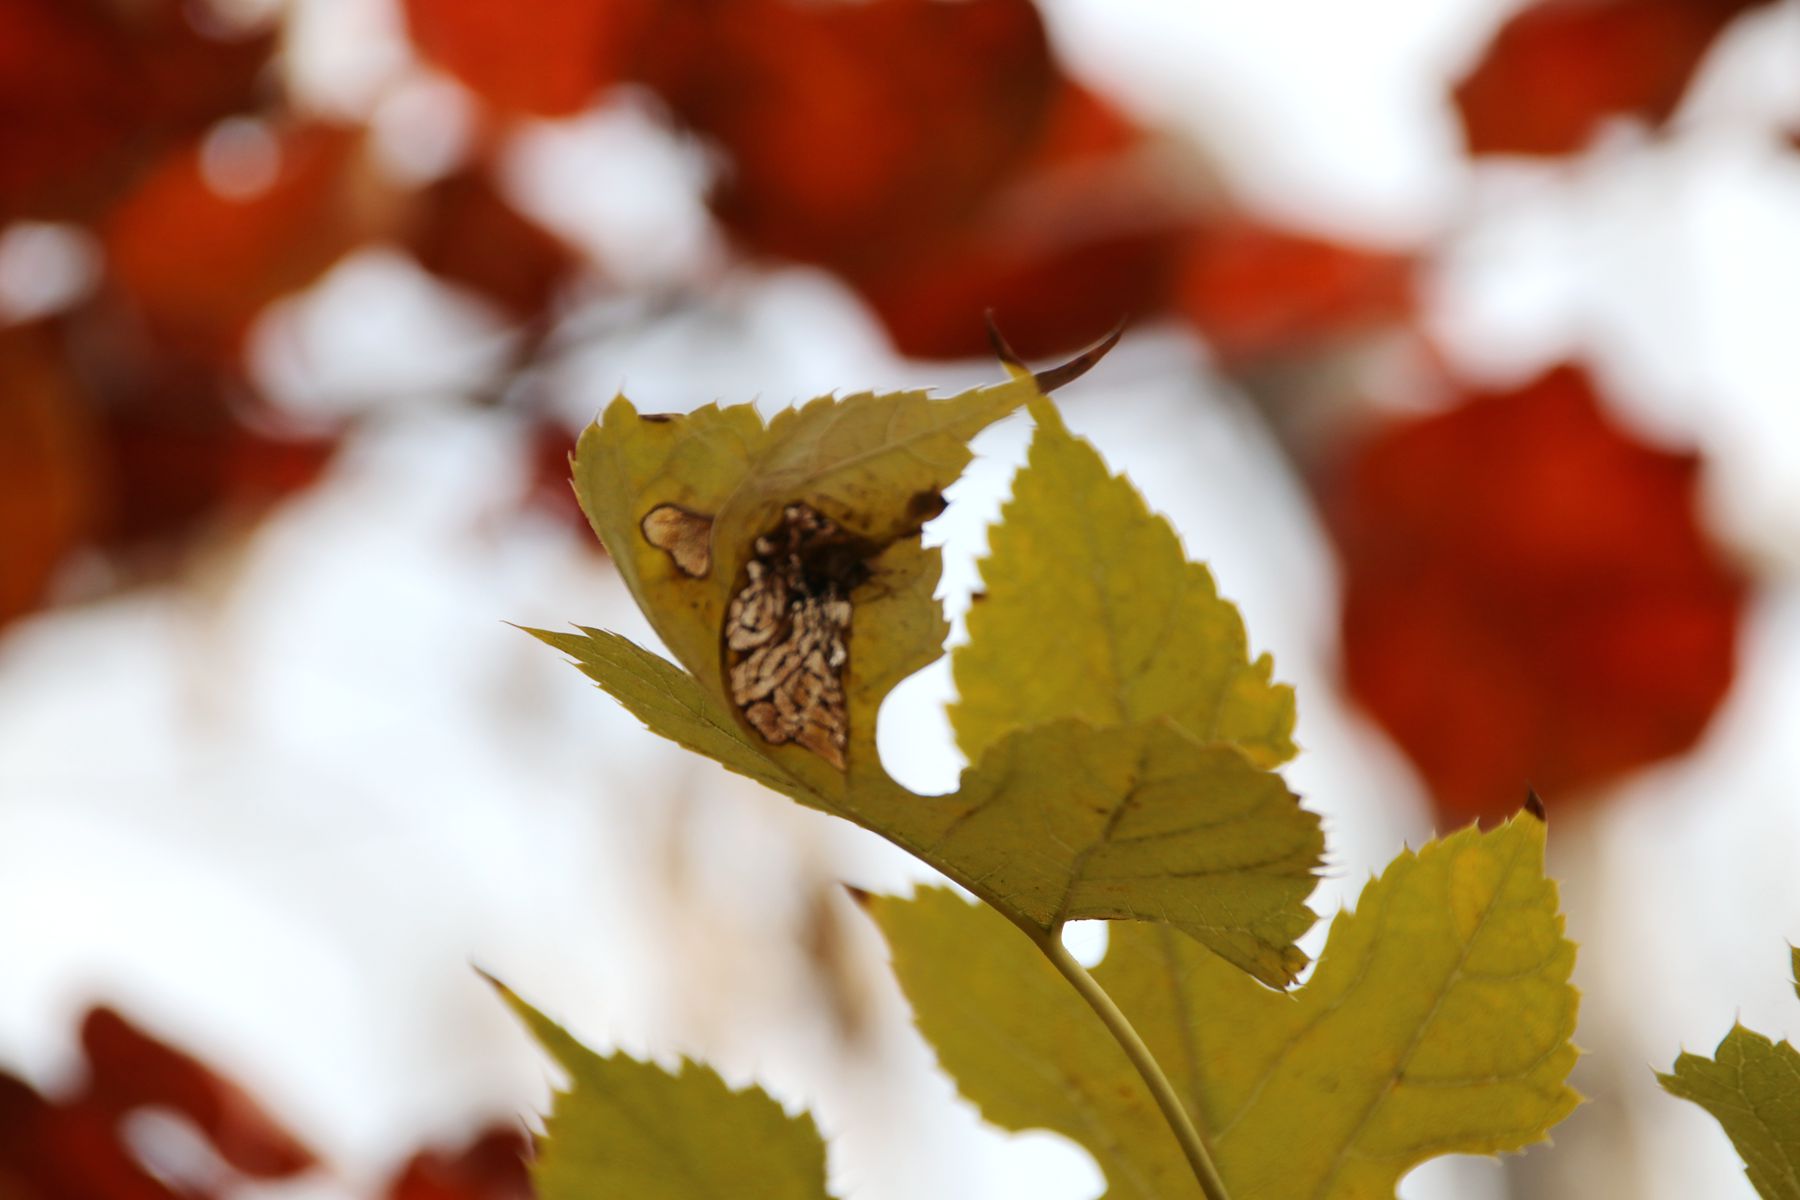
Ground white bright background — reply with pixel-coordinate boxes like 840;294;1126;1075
3;0;1800;1197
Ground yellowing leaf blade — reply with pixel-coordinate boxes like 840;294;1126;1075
573;376;1042;741
526;625;820;809
952;397;1296;768
1660;956;1800;1200
918;719;1321;987
873;887;1194;1200
871;814;1579;1200
499;986;838;1200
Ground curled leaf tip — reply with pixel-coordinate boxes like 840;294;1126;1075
984;316;1124;394
984;309;1026;373
1032;321;1126;394
1523;787;1547;821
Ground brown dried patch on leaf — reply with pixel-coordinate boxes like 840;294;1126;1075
725;503;875;769
640;503;713;577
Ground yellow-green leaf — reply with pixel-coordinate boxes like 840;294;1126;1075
532;618;1319;985
572;375;1043;772
527;625;817;809
1659;949;1800;1200
951;397;1295;769
499;985;837;1200
871;813;1579;1200
537;348;1320;985
909;718;1321;986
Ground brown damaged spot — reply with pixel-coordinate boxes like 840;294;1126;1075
725;503;876;770
640;504;713;577
905;489;947;527
639;412;678;423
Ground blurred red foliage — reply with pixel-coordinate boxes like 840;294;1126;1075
402;0;652;118
1176;222;1413;368
104;125;375;359
0;312;338;612
0;1007;531;1199
1454;0;1765;156
646;0;1057;274
0;325;96;627
852;82;1193;359
388;1127;533;1200
0;0;273;222
1326;366;1745;824
405;169;576;320
0;1007;315;1198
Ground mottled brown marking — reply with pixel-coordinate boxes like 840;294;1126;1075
724;503;873;770
906;489;947;525
640;504;713;577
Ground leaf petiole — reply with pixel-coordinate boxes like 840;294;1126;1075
1035;926;1233;1200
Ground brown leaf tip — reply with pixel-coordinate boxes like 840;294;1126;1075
842;884;875;910
1523;787;1547;822
984;309;1026;372
985;314;1125;394
1030;321;1126;394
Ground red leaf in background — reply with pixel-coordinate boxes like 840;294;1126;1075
0;0;273;221
1327;366;1745;825
104;125;374;360
1176;221;1412;368
387;1126;532;1200
0;325;96;630
1454;0;1763;156
0;1008;315;1199
647;0;1057;274
81;1009;315;1179
53;305;337;564
401;0;652;117
407;169;576;320
852;82;1195;360
80;323;338;556
522;419;592;538
92;371;338;558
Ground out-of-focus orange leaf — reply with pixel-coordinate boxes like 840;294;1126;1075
0;1007;315;1199
80;1009;315;1178
0;324;95;629
406;169;575;319
386;1126;531;1200
402;0;650;117
0;0;273;221
1454;0;1764;156
852;83;1194;360
104;125;374;359
1176;222;1413;368
75;326;337;555
59;305;337;562
95;388;338;557
647;0;1056;273
1326;365;1745;825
